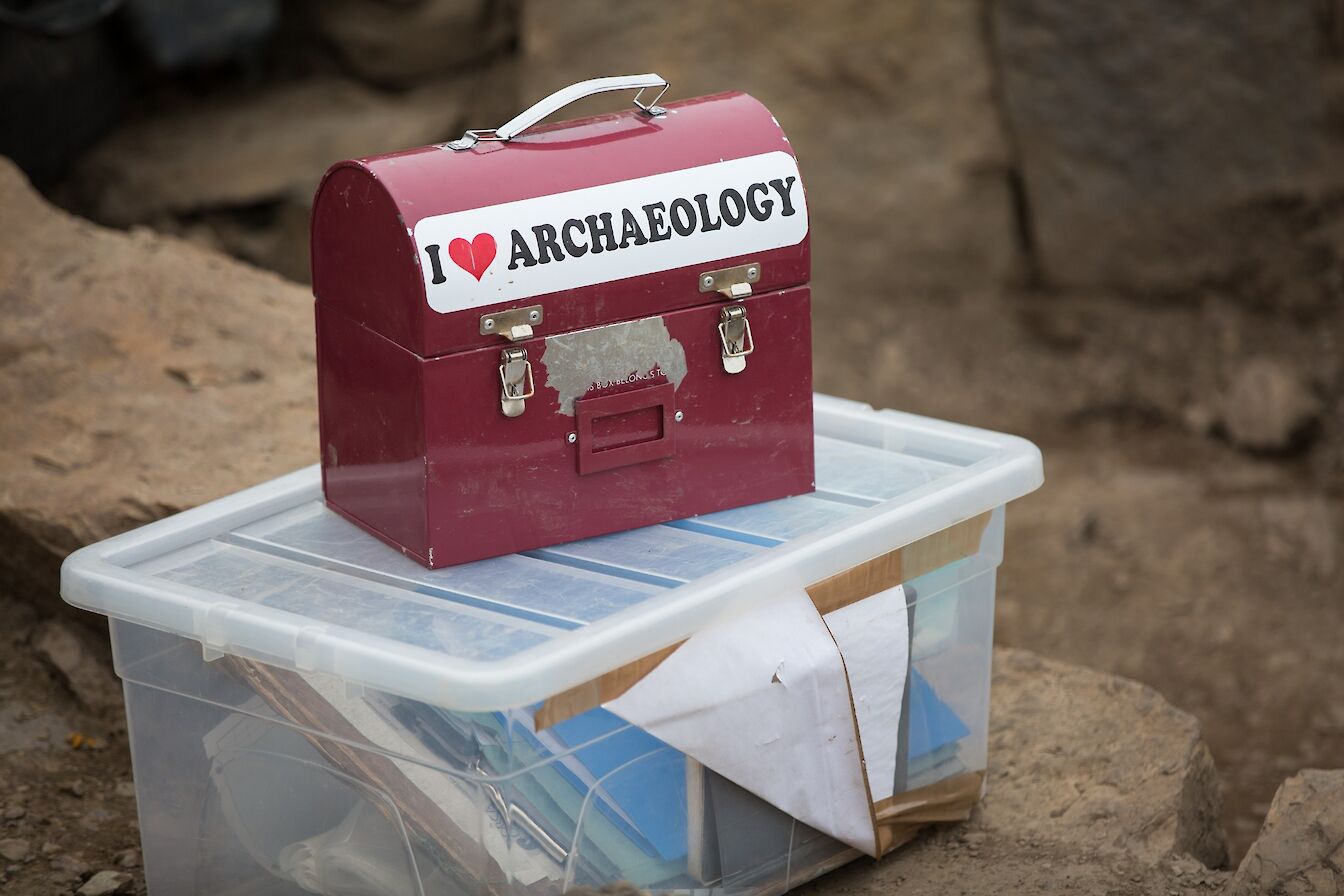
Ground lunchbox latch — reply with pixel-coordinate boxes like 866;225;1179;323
701;262;760;373
499;348;535;417
480;305;543;342
719;305;754;375
699;262;761;300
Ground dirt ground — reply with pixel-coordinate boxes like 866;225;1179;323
1;598;144;894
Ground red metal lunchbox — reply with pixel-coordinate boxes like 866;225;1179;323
311;74;814;568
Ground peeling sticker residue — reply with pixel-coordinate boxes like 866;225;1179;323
541;317;688;416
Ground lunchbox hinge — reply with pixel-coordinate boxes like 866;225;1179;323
699;262;761;300
499;348;535;417
719;305;754;375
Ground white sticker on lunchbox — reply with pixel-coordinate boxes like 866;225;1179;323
413;151;808;313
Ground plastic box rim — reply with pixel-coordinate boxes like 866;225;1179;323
60;394;1043;711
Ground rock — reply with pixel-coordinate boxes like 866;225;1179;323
0;25;135;190
0;707;66;754
522;0;1019;298
310;0;517;88
1260;495;1338;581
40;842;60;857
1227;769;1344;896
122;0;278;71
0;158;317;613
59;68;521;279
51;854;91;878
173;197;315;284
983;649;1227;868
991;1;1344;297
3;805;25;820
0;839;29;862
63;76;464;226
77;870;133;896
79;809;117;831
1221;358;1320;453
31;621;122;714
795;648;1230;896
113;848;139;869
0;699;70;754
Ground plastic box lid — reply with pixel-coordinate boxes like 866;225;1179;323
61;395;1043;711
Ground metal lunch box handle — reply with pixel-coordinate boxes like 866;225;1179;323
446;74;670;151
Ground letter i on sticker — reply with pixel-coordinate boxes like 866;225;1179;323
424;244;448;284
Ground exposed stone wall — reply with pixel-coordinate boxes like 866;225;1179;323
39;1;1344;304
992;0;1344;305
521;0;1020;303
523;0;1344;306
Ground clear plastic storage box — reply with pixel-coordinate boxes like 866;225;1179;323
62;395;1042;896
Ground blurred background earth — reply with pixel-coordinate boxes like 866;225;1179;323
1;1;1342;893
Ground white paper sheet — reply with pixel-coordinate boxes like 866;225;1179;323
822;585;910;802
607;588;880;856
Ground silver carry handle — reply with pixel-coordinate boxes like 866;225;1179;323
447;74;669;151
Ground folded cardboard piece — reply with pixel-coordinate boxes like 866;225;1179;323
609;585;886;854
557;511;993;858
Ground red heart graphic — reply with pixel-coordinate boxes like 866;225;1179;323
447;233;496;281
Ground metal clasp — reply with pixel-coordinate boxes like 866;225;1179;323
481;305;543;342
718;305;754;374
499;348;534;417
699;262;761;300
